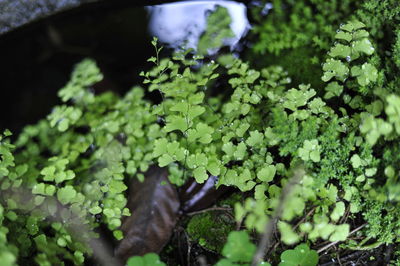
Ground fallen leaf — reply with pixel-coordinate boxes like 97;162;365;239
115;166;180;261
179;176;232;213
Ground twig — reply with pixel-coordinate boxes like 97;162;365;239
335;246;343;266
293;207;316;230
317;223;367;254
339;206;350;224
186;207;232;217
236;217;243;231
319;250;366;266
251;166;306;266
182;229;192;266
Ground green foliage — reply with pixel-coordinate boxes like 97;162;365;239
322;20;378;99
279;244;318;266
249;0;360;88
127;253;166;266
3;2;400;265
197;6;235;55
221;231;256;262
187;212;234;252
0;59;157;264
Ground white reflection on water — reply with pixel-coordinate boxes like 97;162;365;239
146;1;249;52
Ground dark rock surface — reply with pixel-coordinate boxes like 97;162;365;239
0;0;89;34
0;0;180;35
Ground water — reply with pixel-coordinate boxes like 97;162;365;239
147;1;249;52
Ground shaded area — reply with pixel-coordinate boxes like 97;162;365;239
0;0;183;35
0;3;154;133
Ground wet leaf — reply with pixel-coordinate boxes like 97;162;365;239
115;166;180;262
279;244;318;266
180;175;231;212
322;59;349;82
221;231;256;262
329;224;350;242
324;82;343;99
335;31;352;42
351;63;378;86
329;43;351;59
352;38;375;55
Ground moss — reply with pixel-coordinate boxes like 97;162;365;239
187;212;234;252
219;193;243;208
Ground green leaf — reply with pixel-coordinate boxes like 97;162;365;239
340;21;365;32
330;202;345;222
246;130;264;147
34;196;45;206
298;140;320;162
241;104;251;115
233;142;247;160
329;224;350;242
164;115;188;132
222;142;235;157
170;101;189;113
127;253;166;266
352;38;375;55
236;123;250;137
40;166;56;181
32;183;46;195
45;185;56;196
350;63;378;86
89;206;102;215
113;230;124;240
158;154;174;167
57;185;77;205
257;165;276;182
55;170;75;183
188;92;205;105
153;138;168;157
329;43;351;59
57;237;67;247
207;160;221;176
193;166;208;183
352;29;369;40
350;154;362;168
322;59;349;82
109;180;128;194
188;105;206;119
283;87;316;111
187;123;214;144
279;244;318;266
365;168;377;177
221;231;256;263
195;153;208;167
215;259;240;266
278;221;299;245
335;31;352;42
308;98;326;114
103;208;115;218
309;150;320;162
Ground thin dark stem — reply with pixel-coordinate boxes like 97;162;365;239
251;166;306;266
186;207;232;217
317;223;367;254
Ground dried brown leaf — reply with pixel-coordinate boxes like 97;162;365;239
115;166;180;261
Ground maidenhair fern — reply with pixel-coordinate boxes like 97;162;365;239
2;2;400;264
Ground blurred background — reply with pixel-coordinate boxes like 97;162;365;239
0;0;251;133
